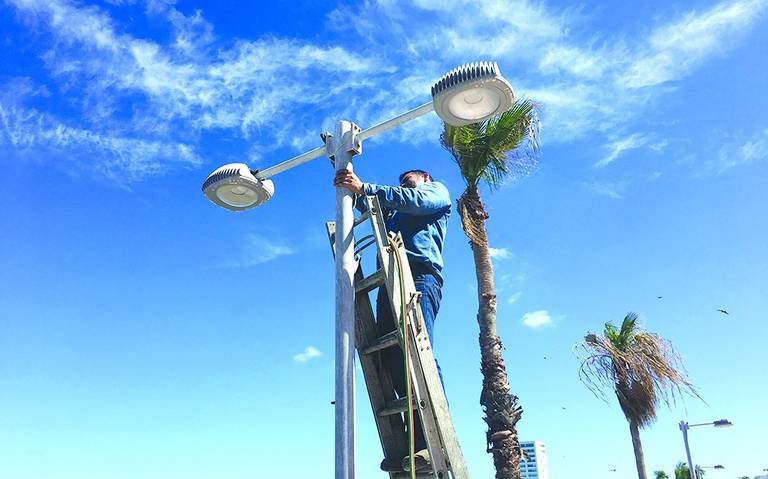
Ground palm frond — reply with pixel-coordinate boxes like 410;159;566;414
440;99;540;188
577;312;699;428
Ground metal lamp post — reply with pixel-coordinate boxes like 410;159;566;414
679;419;733;479
696;465;725;479
202;62;516;479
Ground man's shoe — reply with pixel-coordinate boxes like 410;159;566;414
402;449;431;472
380;457;403;472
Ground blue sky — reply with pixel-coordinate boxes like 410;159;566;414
1;0;767;478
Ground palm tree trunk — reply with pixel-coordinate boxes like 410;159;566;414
462;185;523;479
629;420;648;479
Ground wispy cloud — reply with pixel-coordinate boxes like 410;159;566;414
620;0;768;88
238;233;295;266
507;291;522;305
704;128;768;174
595;133;649;168
0;103;201;181
585;181;626;199
3;0;392;177
3;0;767;180
293;346;322;363
649;140;669;153
522;310;553;329
330;0;767;146
648;171;663;181
488;247;513;260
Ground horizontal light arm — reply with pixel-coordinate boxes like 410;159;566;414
686;422;714;428
255;145;326;180
358;102;434;141
254;102;434;180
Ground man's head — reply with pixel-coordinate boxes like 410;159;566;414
399;169;431;188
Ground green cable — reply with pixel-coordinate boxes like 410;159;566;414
387;235;416;479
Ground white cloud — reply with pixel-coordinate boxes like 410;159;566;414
507;291;522;305
585;181;625;199
620;0;768;88
649;139;669;152
293;346;322;363
595;133;649;168
742;133;768;162
239;233;295;266
4;0;767;181
329;0;767;147
705;129;768;174
522;310;553;329
0;103;201;181
488;247;513;260
4;0;394;178
538;44;613;79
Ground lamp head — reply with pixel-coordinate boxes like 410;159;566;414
713;419;733;428
202;163;274;211
431;61;515;126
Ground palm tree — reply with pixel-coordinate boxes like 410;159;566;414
675;461;705;479
655;471;670;479
440;100;539;479
578;313;698;479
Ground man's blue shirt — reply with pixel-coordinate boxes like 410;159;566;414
359;181;451;283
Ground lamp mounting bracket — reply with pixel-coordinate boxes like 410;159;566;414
323;122;362;164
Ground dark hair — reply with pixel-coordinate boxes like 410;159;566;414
399;169;431;182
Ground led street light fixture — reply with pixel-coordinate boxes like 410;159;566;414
202;163;274;211
202;61;517;213
431;61;515;126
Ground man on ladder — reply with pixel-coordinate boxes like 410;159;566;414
334;168;452;473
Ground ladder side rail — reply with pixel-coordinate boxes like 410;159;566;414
395;268;451;477
353;265;409;466
406;294;471;479
365;196;471;479
365;196;455;478
326;222;407;467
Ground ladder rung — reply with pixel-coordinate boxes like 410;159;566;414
361;330;400;355
353;210;371;227
355;268;385;294
379;397;417;417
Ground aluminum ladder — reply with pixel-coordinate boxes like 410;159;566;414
326;194;470;479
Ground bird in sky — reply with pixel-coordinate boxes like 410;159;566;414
657;296;663;299
717;309;729;315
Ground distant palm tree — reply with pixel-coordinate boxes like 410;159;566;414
675;461;705;479
578;313;698;479
440;100;539;479
655;470;670;479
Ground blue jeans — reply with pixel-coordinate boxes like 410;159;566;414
376;271;443;452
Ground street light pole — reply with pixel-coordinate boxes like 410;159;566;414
679;419;733;479
680;421;695;479
201;61;516;479
329;120;362;479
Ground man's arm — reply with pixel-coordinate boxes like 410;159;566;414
334;169;451;215
362;181;451;215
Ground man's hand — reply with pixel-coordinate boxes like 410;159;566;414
333;169;364;195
